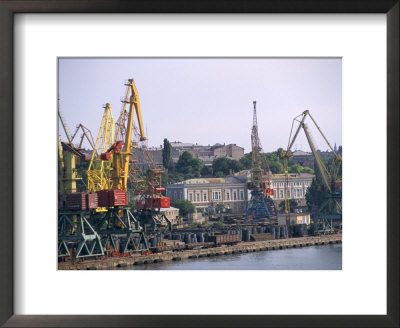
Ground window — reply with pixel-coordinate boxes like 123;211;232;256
188;193;193;201
196;193;200;202
174;192;177;200
279;182;284;187
279;189;284;199
212;191;221;200
233;191;237;200
203;192;207;201
273;189;277;198
179;191;183;199
239;190;244;200
226;192;230;200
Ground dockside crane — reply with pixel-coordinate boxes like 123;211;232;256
58;109;104;259
112;81;171;231
92;79;150;254
245;101;277;221
58;109;86;196
281;110;342;233
109;79;146;191
87;103;115;192
71;123;96;153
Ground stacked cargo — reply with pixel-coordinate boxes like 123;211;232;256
97;190;111;207
207;234;241;244
109;189;127;206
144;197;170;209
96;189;128;207
86;192;99;209
65;192;88;210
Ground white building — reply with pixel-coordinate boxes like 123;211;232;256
270;173;314;206
166;176;248;214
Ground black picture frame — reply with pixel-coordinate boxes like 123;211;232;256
0;1;398;327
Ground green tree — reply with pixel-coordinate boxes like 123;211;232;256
299;166;314;174
305;178;328;211
162;138;173;170
215;171;225;178
239;153;252;169
175;151;203;179
200;165;212;177
269;161;284;174
212;157;243;176
289;164;301;173
173;199;195;217
275;147;284;157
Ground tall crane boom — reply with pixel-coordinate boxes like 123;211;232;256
282;110;342;224
109;79;146;192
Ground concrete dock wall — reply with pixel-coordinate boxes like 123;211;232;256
58;234;342;270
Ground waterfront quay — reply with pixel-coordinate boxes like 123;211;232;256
58;234;342;270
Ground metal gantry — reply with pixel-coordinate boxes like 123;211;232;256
58;210;104;258
245;101;277;221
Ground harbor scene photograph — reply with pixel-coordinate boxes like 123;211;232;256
57;58;342;270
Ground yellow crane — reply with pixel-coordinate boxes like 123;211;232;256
105;79;146;192
87;103;115;191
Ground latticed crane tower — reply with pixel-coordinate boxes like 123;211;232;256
87;103;114;192
245;101;277;221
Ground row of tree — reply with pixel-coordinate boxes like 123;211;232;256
161;138;315;185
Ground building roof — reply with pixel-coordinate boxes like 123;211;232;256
170;142;194;148
292;150;312;156
271;173;315;180
167;176;246;187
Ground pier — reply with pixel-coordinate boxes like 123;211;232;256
58;234;342;270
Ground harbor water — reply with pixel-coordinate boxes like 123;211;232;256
122;244;342;270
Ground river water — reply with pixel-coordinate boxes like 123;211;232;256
124;244;342;270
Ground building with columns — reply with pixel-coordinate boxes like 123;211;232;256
233;170;314;208
270;173;314;206
166;176;248;214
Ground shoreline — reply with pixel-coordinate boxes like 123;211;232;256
58;234;342;270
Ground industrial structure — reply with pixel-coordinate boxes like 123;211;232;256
245;101;277;221
87;103;114;192
281;110;342;233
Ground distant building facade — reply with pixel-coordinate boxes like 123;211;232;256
291;150;314;169
166;176;249;214
234;170;314;207
291;149;339;170
130;147;164;170
270;173;314;206
170;141;244;166
166;171;314;216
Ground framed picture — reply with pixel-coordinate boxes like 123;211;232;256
0;1;398;327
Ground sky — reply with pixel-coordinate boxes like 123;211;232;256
58;58;342;153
